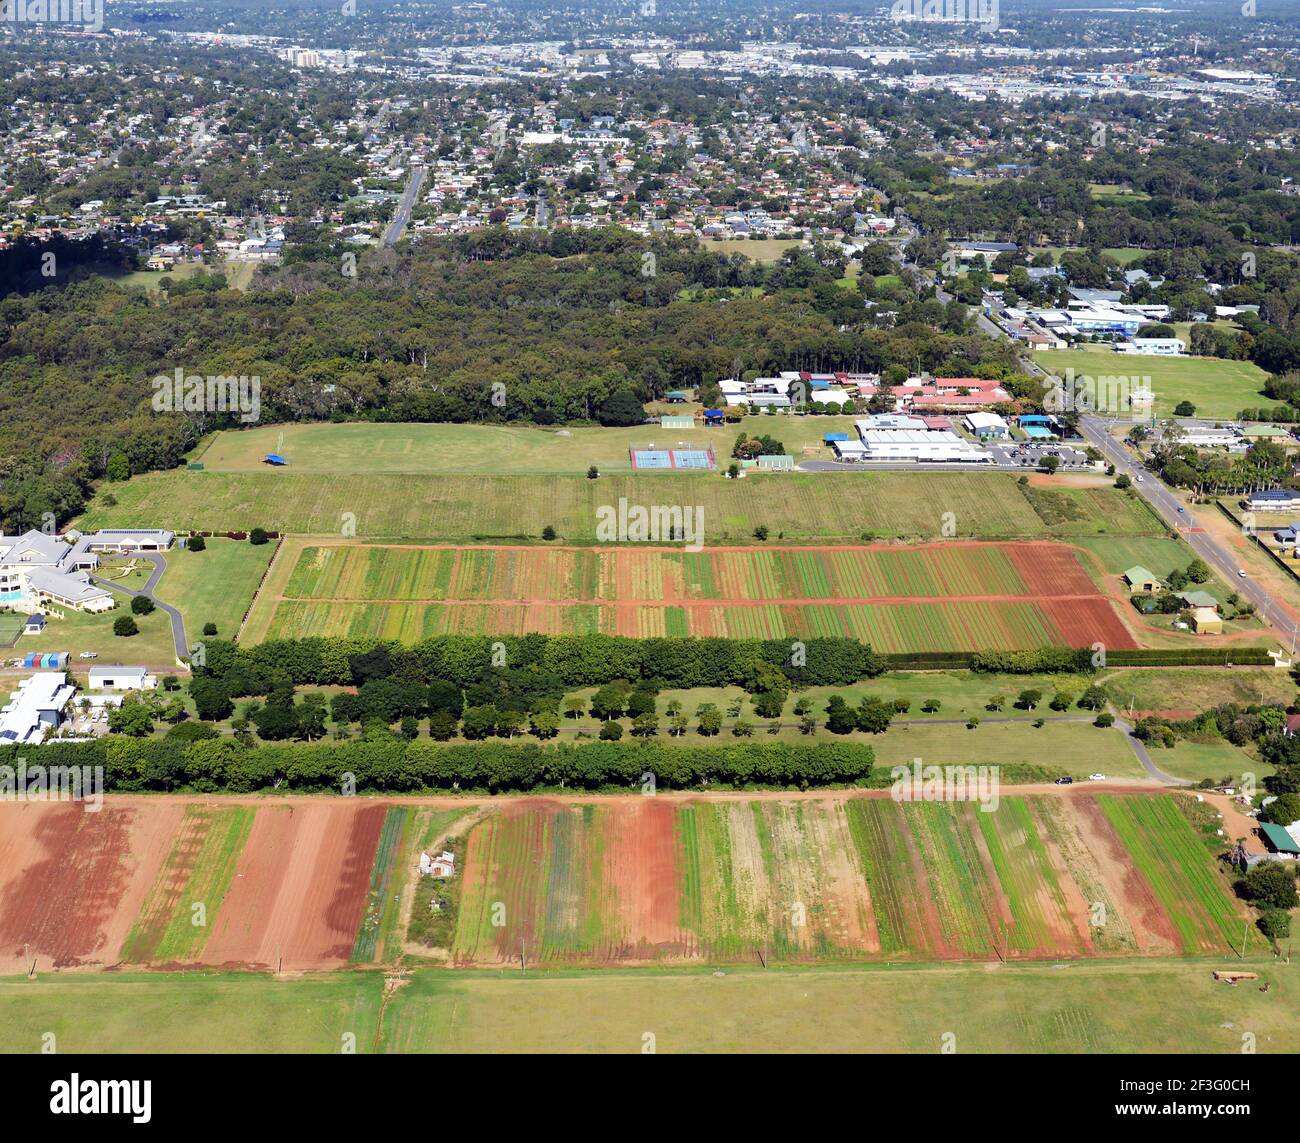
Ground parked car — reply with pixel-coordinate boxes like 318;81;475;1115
1054;776;1074;785
1088;773;1106;781
78;651;97;660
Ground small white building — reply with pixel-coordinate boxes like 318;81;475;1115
88;666;156;692
419;850;455;878
1114;338;1185;356
964;412;1010;440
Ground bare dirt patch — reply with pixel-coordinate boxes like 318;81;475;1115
0;801;182;972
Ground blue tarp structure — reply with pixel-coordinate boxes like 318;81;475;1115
703;409;725;422
264;454;288;465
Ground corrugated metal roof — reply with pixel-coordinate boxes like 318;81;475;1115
1260;822;1300;855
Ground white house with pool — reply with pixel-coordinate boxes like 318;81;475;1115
0;529;174;616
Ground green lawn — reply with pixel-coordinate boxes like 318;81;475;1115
1156;740;1269;786
76;468;1165;543
19;603;178;668
1100;667;1294;714
0;972;382;1054
5;958;1293;1053
654;671;1096;722
1037;345;1270;420
868;719;1145;779
158;538;275;642
193;419;859;475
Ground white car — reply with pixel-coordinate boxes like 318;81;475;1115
78;651;97;660
1238;569;1247;578
1088;773;1106;781
1135;475;1144;482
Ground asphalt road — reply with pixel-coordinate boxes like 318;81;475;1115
383;164;426;246
90;553;189;663
902;224;1296;651
1079;414;1300;649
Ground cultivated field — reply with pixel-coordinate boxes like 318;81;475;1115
0;789;1253;978
244;539;1137;651
448;791;1253;968
0;799;393;973
1038;346;1269;420
77;469;1164;543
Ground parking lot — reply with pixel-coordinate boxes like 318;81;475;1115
985;441;1094;469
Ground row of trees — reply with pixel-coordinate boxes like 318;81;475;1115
0;738;874;793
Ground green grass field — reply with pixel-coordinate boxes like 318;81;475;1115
1038;346;1270;420
696;237;804;262
195;419;859;475
158;538;275;641
2;959;1294;1053
869;720;1145;779
1100;667;1294;714
78;470;1163;543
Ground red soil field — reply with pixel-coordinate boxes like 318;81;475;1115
1071;795;1179;955
200;801;386;971
602;799;694;961
0;801;183;972
1042;597;1136;649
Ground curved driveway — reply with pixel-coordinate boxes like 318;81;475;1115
90;553;189;663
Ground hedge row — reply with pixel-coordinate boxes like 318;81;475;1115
967;646;1274;673
0;738;874;793
199;634;888;689
1103;647;1275;667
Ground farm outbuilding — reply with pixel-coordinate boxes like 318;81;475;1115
1259;822;1300;857
1122;566;1161;594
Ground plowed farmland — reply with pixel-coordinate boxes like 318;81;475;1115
0;800;391;973
449;791;1253;967
0;791;1254;975
251;540;1136;651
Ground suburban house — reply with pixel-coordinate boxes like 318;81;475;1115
1123;566;1162;593
1243;489;1300;512
0;528;174;616
88;666;157;692
0;672;76;745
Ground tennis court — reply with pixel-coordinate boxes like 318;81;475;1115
0;613;25;647
629;448;716;471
